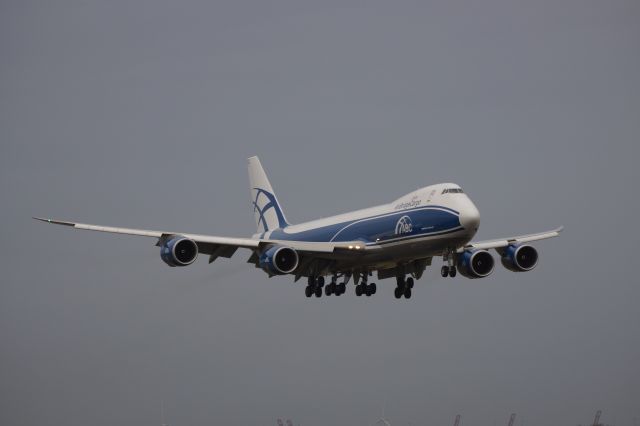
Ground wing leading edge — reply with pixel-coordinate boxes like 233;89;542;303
460;226;563;252
32;217;374;263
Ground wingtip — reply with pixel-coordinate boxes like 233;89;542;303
556;226;565;233
32;217;75;227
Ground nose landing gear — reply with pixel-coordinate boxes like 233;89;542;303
441;265;457;277
441;249;458;278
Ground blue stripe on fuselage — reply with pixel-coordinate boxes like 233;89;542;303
267;206;461;243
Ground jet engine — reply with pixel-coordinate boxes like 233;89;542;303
160;236;198;267
259;245;299;275
498;244;539;272
457;249;495;279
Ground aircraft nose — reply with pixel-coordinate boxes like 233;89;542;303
460;202;480;233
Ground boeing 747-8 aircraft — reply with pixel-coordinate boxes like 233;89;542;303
35;156;562;299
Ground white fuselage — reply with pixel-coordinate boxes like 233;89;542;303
262;183;480;270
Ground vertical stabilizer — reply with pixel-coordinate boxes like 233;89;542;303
248;156;290;233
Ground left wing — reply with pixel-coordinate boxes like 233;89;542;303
458;226;564;252
33;217;375;263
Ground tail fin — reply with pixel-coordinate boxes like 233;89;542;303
248;156;290;233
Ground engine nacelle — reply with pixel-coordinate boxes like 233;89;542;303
160;236;198;267
457;249;495;279
259;245;299;275
499;244;539;272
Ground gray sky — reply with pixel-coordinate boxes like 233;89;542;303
1;1;639;425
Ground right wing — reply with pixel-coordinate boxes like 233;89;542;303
459;226;564;252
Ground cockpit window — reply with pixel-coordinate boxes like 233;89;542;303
442;188;464;194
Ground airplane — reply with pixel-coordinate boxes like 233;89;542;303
34;156;563;299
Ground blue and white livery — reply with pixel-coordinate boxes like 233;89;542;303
34;156;562;299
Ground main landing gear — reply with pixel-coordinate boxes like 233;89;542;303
394;275;414;299
353;273;376;297
306;275;347;298
305;275;324;298
306;272;376;298
325;275;347;296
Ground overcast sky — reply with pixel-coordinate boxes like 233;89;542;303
1;1;639;425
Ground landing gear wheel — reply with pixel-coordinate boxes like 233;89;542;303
369;283;377;295
314;286;322;297
338;283;346;294
394;287;403;299
325;285;332;296
441;265;450;277
316;276;325;287
404;287;412;299
305;286;313;298
406;277;414;289
449;266;457;278
355;285;363;297
365;286;372;297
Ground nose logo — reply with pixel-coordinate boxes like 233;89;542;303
395;215;413;235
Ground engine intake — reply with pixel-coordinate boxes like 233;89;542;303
259;245;299;275
160;236;198;267
499;244;539;272
457;249;495;279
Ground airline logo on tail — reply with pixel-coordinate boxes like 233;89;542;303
248;156;289;233
251;187;288;232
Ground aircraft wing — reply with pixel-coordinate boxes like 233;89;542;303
459;226;564;252
32;217;375;263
